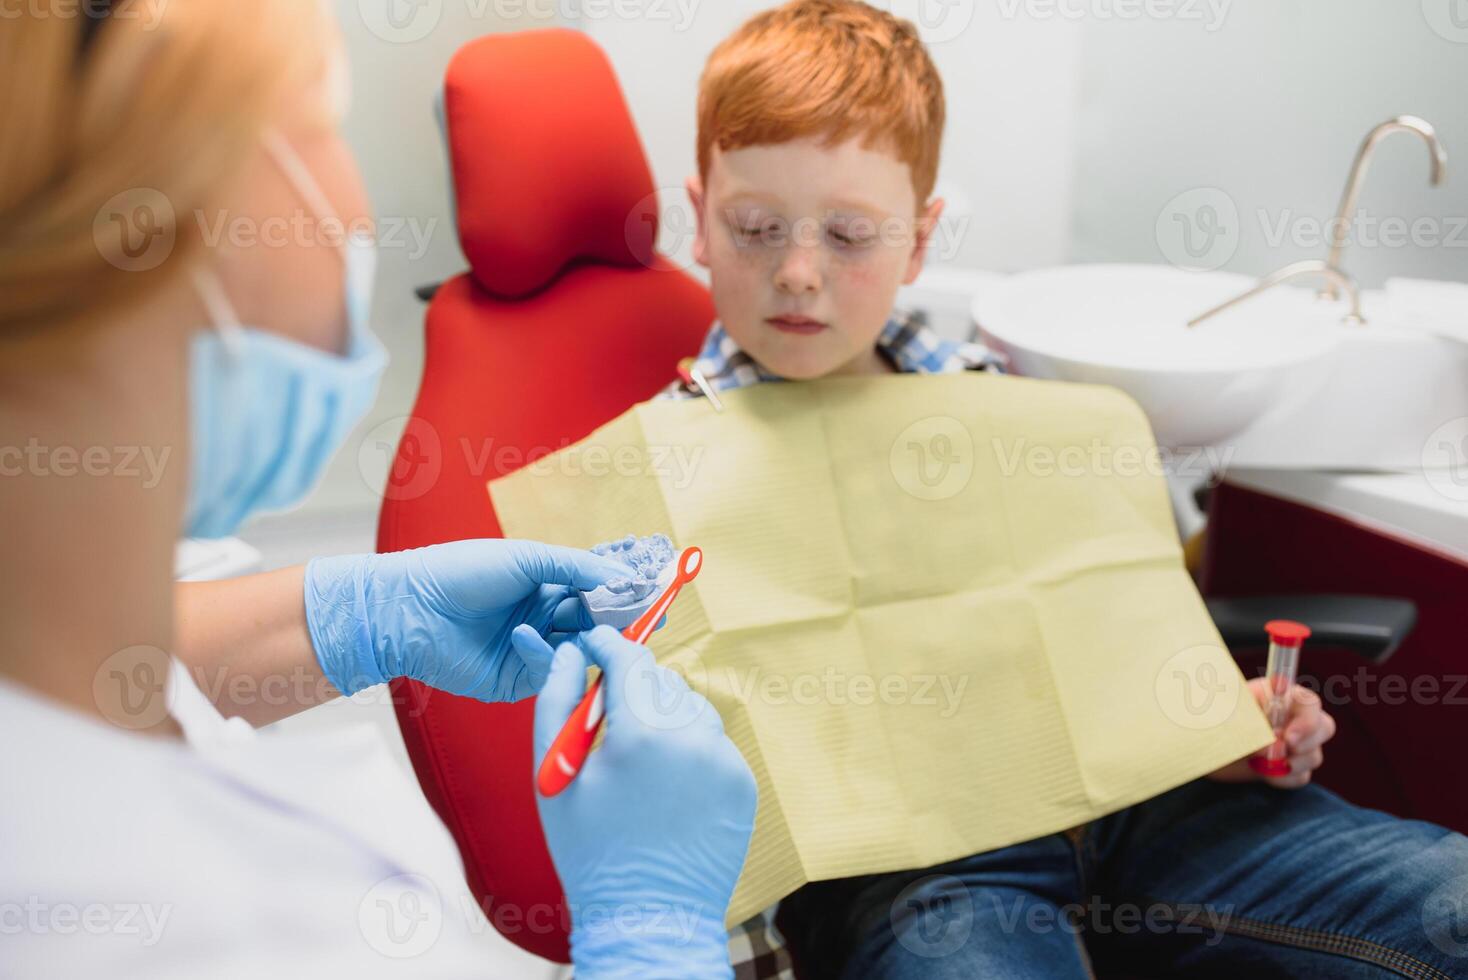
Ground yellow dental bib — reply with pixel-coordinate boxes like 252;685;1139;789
489;372;1273;925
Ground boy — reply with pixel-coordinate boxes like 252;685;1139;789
670;2;1468;978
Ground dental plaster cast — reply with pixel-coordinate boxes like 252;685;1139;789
580;534;677;630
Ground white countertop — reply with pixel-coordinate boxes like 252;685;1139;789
1224;467;1468;564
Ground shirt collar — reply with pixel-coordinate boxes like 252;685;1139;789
685;311;1005;396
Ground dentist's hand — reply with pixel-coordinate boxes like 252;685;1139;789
303;540;628;702
535;627;756;980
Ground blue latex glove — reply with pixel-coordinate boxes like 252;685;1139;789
304;540;629;702
534;626;757;980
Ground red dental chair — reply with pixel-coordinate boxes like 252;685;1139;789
376;28;1441;973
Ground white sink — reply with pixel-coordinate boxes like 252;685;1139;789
972;264;1345;449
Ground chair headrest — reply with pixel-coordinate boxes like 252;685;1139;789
442;29;661;299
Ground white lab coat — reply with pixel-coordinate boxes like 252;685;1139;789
0;663;527;978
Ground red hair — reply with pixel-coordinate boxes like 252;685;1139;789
697;0;946;208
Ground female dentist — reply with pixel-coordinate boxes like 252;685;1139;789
0;3;754;978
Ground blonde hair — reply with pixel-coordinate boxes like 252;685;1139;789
0;0;331;335
698;0;946;208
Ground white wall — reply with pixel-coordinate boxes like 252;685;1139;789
1069;0;1468;285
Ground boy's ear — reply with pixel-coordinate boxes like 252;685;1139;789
903;197;946;285
686;175;710;269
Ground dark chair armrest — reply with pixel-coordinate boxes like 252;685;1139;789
1205;594;1418;664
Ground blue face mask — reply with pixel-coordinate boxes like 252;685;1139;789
184;134;389;540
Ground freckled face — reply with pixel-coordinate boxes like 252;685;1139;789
688;136;944;379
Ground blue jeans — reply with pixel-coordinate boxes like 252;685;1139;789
776;780;1468;979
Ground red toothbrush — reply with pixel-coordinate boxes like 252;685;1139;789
536;547;704;797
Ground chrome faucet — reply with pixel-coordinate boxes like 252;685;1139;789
1320;115;1448;299
1188;260;1363;328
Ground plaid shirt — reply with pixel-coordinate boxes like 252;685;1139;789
659;309;1004;979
